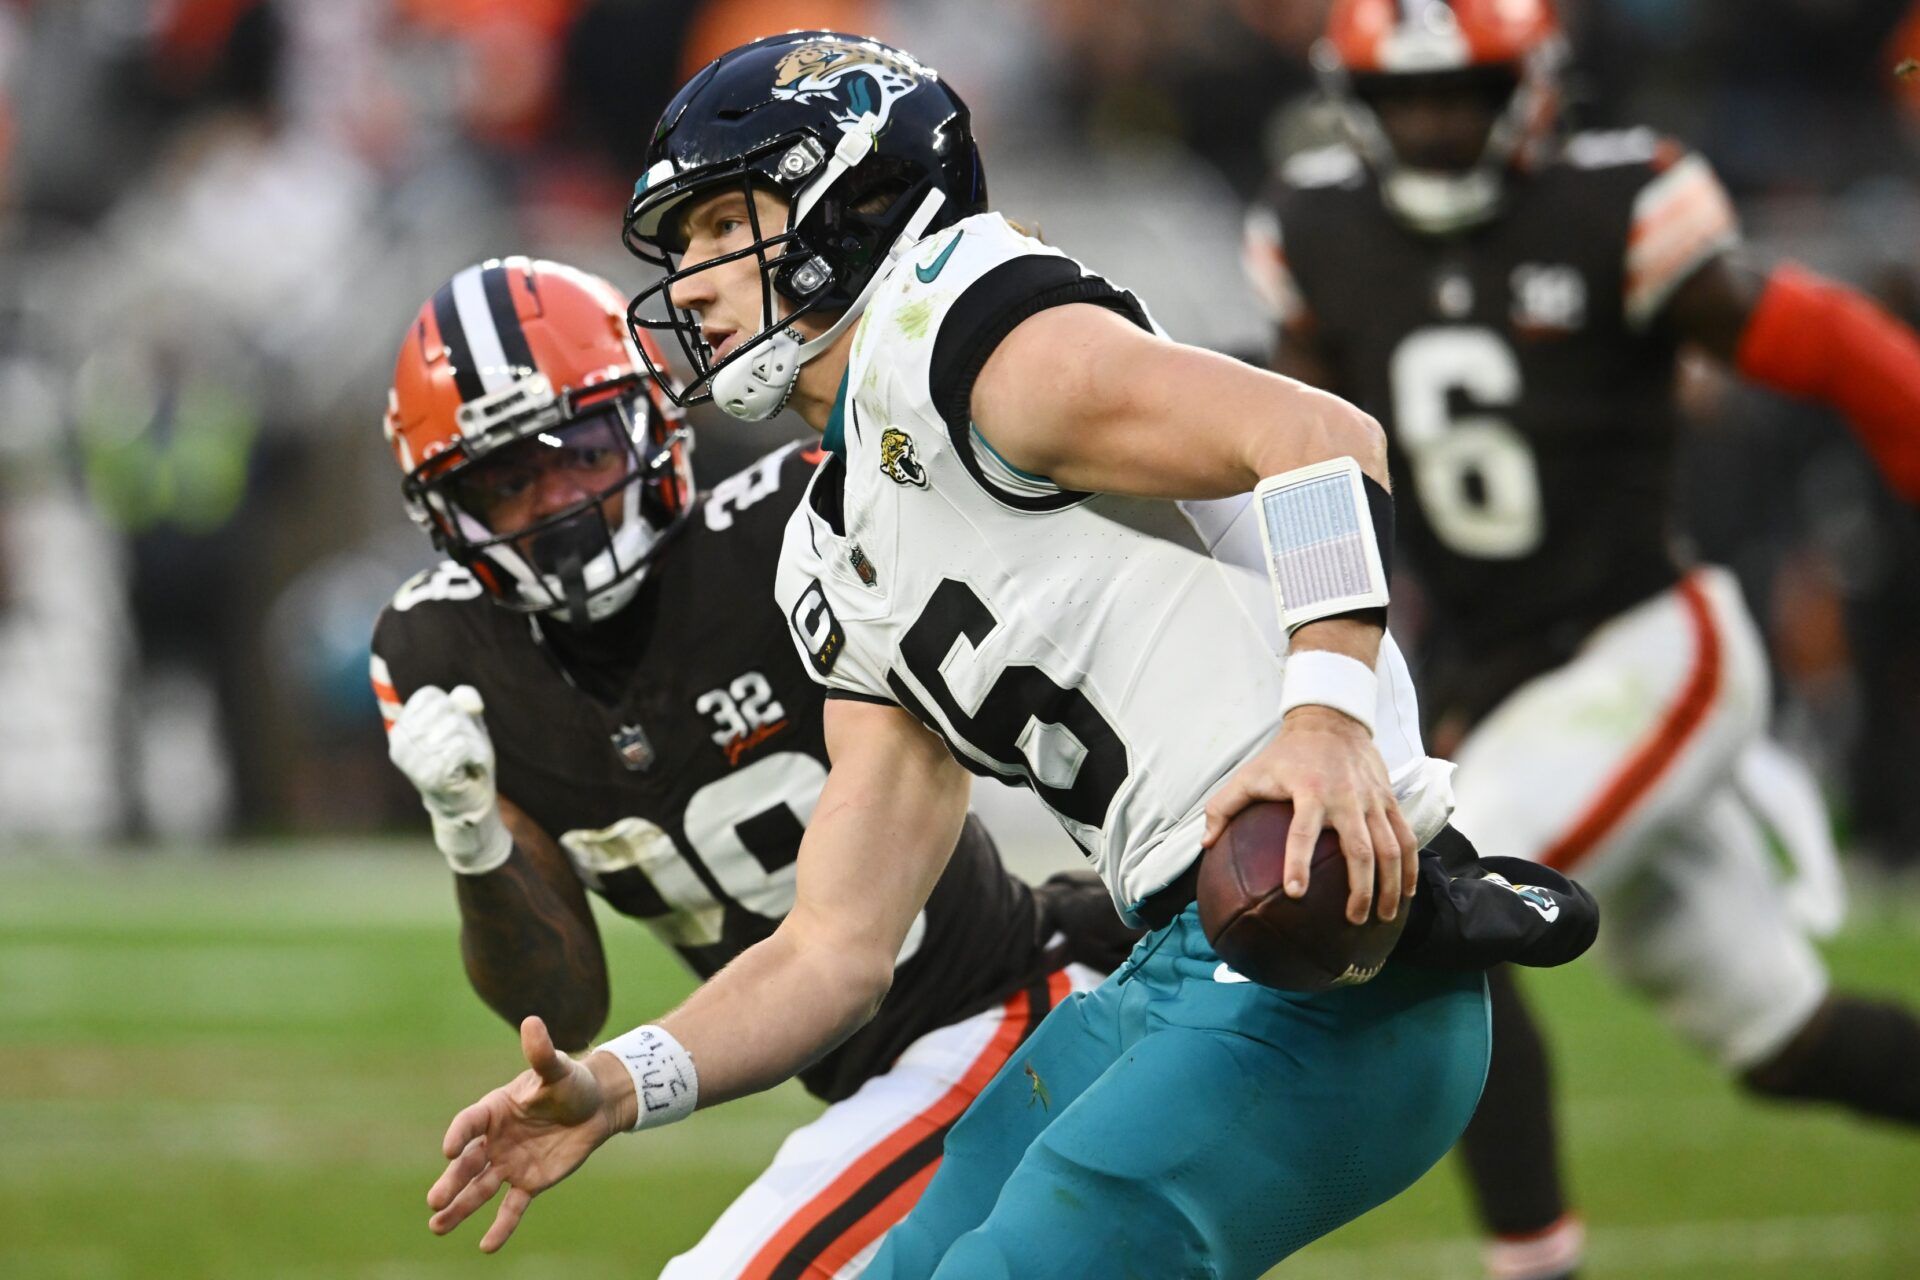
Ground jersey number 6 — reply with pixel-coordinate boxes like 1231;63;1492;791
890;578;1129;833
1390;326;1544;560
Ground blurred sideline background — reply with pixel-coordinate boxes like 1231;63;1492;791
0;1;1916;1277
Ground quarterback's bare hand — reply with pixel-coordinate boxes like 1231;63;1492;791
427;1016;633;1252
1201;706;1418;924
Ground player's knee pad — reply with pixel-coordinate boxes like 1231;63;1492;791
1596;797;1830;1070
1606;932;1818;1071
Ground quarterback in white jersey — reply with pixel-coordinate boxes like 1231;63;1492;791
773;209;1448;919
424;33;1594;1279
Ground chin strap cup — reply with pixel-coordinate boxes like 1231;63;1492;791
712;326;805;421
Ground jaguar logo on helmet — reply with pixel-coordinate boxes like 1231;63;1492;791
771;38;924;126
623;33;985;424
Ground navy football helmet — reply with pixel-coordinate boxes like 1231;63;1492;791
622;31;986;420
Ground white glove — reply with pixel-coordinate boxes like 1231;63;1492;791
387;684;513;875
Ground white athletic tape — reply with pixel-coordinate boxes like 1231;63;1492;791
599;1024;699;1132
1279;649;1379;736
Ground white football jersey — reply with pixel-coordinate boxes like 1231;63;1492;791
775;213;1439;920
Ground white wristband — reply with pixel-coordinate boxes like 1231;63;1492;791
1279;650;1378;735
430;805;513;876
599;1024;699;1132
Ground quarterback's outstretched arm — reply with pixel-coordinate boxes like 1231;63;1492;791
645;698;970;1105
972;301;1416;924
426;698;969;1252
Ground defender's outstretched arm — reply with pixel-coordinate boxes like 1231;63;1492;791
455;798;610;1051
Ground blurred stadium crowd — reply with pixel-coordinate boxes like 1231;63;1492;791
3;0;1920;863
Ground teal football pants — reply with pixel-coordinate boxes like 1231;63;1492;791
864;904;1490;1280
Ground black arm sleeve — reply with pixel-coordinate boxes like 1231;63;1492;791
1392;827;1601;971
927;254;1152;510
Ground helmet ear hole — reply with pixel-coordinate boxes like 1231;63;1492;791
846;173;913;219
774;254;836;304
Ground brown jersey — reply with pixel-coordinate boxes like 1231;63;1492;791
1247;129;1741;728
372;443;1050;1101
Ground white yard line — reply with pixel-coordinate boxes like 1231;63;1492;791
1283;1213;1907;1278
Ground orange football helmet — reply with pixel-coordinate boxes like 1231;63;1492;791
1317;0;1565;233
384;257;693;625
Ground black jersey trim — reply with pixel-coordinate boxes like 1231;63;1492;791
928;255;1152;514
481;263;538;377
825;689;898;708
763;977;1056;1280
431;280;484;402
807;452;848;538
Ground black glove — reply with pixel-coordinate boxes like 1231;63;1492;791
1392;828;1600;972
1033;870;1144;974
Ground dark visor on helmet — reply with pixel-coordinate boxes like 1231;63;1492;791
443;410;640;540
404;388;691;608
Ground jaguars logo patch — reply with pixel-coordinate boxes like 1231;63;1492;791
879;427;928;488
1484;872;1562;923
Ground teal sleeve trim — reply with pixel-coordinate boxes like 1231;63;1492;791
969;422;1053;485
822;368;851;460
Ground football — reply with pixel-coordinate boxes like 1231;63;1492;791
1196;800;1407;991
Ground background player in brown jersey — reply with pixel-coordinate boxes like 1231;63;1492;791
1245;3;1920;1278
372;255;1134;1277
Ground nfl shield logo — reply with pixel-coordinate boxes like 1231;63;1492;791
611;723;655;772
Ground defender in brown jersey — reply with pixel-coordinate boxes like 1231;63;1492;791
371;257;1131;1276
1247;4;1920;1278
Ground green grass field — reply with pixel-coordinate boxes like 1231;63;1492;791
1;846;1915;1279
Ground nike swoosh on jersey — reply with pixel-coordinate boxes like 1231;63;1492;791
1213;963;1252;984
915;232;963;283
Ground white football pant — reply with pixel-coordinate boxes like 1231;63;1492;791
660;965;1102;1278
1448;567;1837;1069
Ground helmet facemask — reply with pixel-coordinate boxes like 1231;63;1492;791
404;379;692;628
623;127;950;421
1318;30;1564;236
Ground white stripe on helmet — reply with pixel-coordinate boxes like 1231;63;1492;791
450;266;514;394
